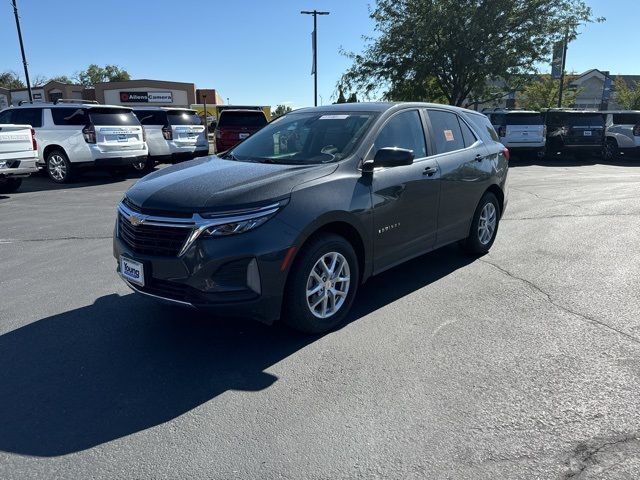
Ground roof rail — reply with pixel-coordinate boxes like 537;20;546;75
53;99;99;105
17;100;51;106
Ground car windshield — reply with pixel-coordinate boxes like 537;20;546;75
225;111;378;164
218;111;267;127
167;110;202;125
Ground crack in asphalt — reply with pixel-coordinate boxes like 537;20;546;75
0;235;112;244
509;187;585;210
503;212;640;221
564;434;640;479
478;258;640;346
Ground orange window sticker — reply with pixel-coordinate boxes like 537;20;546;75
444;129;454;142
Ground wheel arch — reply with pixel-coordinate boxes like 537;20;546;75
43;144;67;161
484;183;505;216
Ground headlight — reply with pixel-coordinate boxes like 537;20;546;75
200;201;286;237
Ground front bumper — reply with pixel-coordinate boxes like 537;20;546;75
113;216;300;324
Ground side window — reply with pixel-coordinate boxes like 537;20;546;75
458;117;477;147
12;108;43;128
0;110;13;124
427;110;465;154
372;110;427;159
51;108;88;126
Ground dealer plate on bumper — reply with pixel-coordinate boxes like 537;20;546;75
120;256;145;286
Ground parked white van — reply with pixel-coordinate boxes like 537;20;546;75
0;101;147;183
132;107;208;172
0;123;39;193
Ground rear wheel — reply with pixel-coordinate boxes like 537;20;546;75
602;138;619;162
46;150;73;183
460;192;501;255
0;177;23;193
282;234;359;334
131;157;155;174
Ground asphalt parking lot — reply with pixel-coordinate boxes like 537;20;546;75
1;159;640;479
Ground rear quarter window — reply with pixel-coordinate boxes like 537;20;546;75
218;111;268;128
612;113;640;125
52;108;89;126
465;112;500;142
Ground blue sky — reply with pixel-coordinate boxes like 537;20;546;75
0;0;635;108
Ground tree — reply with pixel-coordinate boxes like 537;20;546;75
75;64;131;86
49;75;74;84
272;104;293;118
30;74;49;87
519;74;578;110
0;71;25;89
335;85;347;104
613;76;640;110
347;92;358;103
341;0;602;106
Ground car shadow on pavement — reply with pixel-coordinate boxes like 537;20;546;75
0;245;473;457
16;170;149;193
508;156;640;168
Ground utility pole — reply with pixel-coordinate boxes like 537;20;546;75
557;30;569;108
12;0;32;102
301;10;330;107
202;94;209;150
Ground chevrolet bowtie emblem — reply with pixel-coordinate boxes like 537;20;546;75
128;215;144;226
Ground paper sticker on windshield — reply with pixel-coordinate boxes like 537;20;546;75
319;115;350;120
444;129;455;142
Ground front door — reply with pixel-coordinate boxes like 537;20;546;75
370;109;440;272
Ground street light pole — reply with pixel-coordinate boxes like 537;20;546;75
12;0;32;102
557;30;569;108
301;10;330;107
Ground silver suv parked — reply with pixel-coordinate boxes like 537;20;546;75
603;111;640;161
0;101;147;183
484;109;546;158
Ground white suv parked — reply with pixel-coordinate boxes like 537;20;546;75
0;123;39;193
603;111;640;161
132;107;208;172
484;109;546;158
0;102;147;183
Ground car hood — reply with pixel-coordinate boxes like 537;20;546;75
125;156;338;214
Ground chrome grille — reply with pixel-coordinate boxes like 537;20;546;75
118;212;193;256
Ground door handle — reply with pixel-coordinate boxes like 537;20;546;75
475;154;484;162
423;166;437;176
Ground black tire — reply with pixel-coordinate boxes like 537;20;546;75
0;177;23;193
460;192;501;255
131;157;155;174
282;234;359;334
45;149;74;183
602;138;619;162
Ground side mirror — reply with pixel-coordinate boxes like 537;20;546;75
373;147;414;168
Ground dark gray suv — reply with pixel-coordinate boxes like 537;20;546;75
113;103;509;333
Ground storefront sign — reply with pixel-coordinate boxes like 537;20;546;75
119;91;173;103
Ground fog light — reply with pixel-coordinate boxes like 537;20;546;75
246;258;261;295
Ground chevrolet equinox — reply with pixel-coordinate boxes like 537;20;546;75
114;103;509;333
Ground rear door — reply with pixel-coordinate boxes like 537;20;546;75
505;113;545;144
166;110;206;148
89;107;145;152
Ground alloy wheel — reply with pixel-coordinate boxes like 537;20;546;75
48;154;67;181
478;202;497;245
305;251;351;319
132;159;147;171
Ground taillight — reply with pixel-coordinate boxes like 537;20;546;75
30;128;37;151
215;129;222;139
141;126;146;142
82;125;96;144
543;125;547;137
162;125;173;140
502;147;510;161
633;124;640;136
498;126;506;138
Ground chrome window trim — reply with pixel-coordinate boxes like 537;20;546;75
117;201;281;257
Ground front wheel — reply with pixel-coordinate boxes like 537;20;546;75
460;192;501;255
0;177;23;193
282;234;359;334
